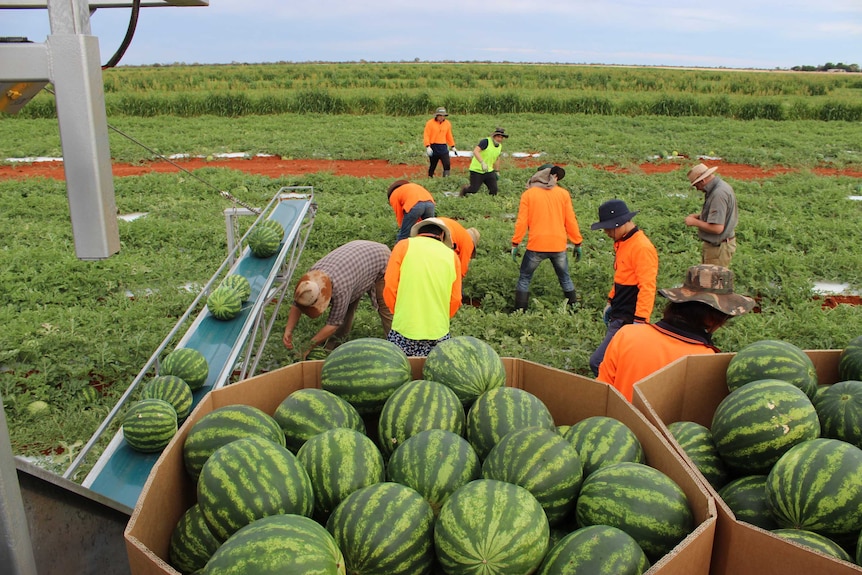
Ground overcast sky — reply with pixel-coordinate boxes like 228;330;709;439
2;1;860;69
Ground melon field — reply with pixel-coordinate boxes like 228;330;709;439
0;62;861;476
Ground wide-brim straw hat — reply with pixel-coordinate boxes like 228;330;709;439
688;163;718;186
591;199;638;230
659;264;755;317
294;270;332;319
410;217;454;249
466;227;480;249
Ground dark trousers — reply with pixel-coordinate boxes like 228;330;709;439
428;144;451;176
460;170;498;196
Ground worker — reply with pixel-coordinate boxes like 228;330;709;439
283;240;393;357
387;179;436;242
436;217;480;278
424;107;457;177
459;127;508;197
597;264;755;401
384;218;462;356
685;163;739;267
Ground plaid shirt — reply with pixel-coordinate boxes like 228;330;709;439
309;240;391;326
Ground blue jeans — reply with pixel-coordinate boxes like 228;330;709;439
397;200;436;241
516;250;574;293
590;317;628;376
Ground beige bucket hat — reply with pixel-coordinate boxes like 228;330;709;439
410;217;454;249
687;163;719;186
659;264;755;317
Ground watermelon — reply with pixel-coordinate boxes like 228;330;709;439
161;347;209;390
197;436;314;542
273;388;365;453
168;503;221;575
563;415;645;477
839;335;862;381
716;475;778;530
296;427;385;519
258;218;284;241
305;346;330;361
434;479;550;575
183;404;286;482
575;461;694;562
378;379;465;457
326;482;435;575
725;339;818;399
711;378;821;474
141;374;193;421
465;387;555;461
814;380;862;449
320;337;412;415
481;426;583;526
220;274;251;302
422;336;506;406
122;398;178;453
200;514;345;575
207;285;243;321
537;525;651;575
766;437;862;537
667;420;729;490
247;226;281;258
771;529;853;563
78;385;99;404
386;429;480;516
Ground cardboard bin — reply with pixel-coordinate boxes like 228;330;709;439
633;350;861;575
126;357;717;575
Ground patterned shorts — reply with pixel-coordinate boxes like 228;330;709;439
386;330;451;357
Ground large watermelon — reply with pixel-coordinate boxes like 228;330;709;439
207;285;243;321
434;479;549;575
386;429;480;516
771;529;853;563
197;436;314;542
725;339;818;399
563;415;645;477
716;475;778;530
466;386;555;460
711;378;821;474
161;347;209;390
141;374;193;421
766;437;862;537
422;336;506;406
537;525;651;575
219;274;251;303
168;503;221;575
667;420;729;490
839;335;862;381
814;379;862;449
122;398;178;453
296;427;385;520
258;219;285;241
320;337;412;415
247;225;281;258
575;461;694;562
326;482;435;575
481;426;583;526
200;514;345;575
273;388;365;453
377;379;465;457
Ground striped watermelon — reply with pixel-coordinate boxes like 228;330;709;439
725;339;818;399
296;428;385;519
258;219;285;241
183;404;286;482
711;378;821;474
320;337;412;415
326;482;435;575
814;379;862;449
771;529;852;563
122;398;178;453
481;426;583;526
466;386;555;460
273;388;365;453
141;375;193;421
161;347;209;390
378;379;465;457
168;503;221;575
575;461;694;562
434;479;550;575
667;420;730;490
386;429;480;516
422;335;506;406
200;514;345;575
716;475;778;530
766;438;862;537
247;226;281;258
219;274;251;302
208;285;243;321
197;436;314;542
537;525;651;575
563;416;645;477
839;335;862;381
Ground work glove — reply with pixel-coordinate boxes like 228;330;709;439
480;161;488;172
426;146;433;157
451;146;458;155
602;304;612;327
572;244;582;262
511;246;520;262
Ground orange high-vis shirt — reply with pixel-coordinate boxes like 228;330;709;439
512;185;583;251
423;118;455;147
437;217;475;277
389;183;434;227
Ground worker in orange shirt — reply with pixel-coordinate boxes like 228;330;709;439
423;107;457;178
436;217;480;278
387;179;436;242
597;264;755;401
511;165;583;311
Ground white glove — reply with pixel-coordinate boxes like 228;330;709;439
426;146;433;157
480;161;488;171
451;146;458;155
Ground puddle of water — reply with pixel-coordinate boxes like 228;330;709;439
848;196;862;201
813;282;858;295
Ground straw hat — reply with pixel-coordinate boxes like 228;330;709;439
659;265;755;316
687;163;718;186
466;227;480;249
293;270;332;318
410;217;454;249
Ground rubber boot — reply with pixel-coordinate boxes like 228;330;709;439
443;170;450;178
514;290;529;312
563;290;577;307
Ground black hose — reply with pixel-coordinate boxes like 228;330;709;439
101;0;141;69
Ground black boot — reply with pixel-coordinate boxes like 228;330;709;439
514;290;529;312
563;290;577;307
443;170;450;177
